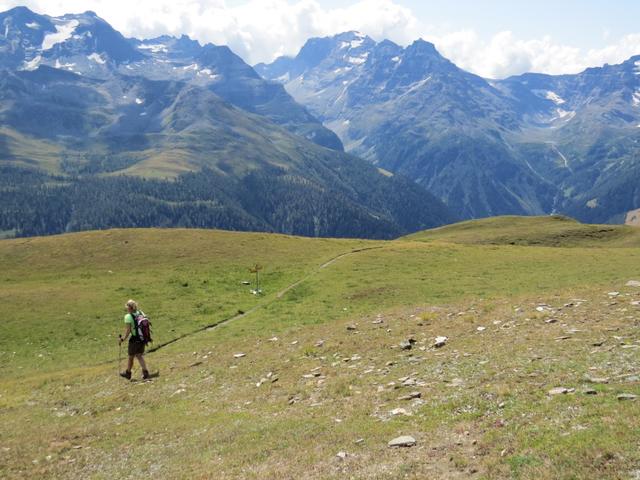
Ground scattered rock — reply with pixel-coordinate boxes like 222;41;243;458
314;340;324;347
346;325;357;331
584;375;609;384
617;394;637;401
233;353;246;358
398;392;421;401
336;451;348;460
583;388;598;395
399;339;415;350
434;336;448;348
548;387;569;395
390;408;410;416
476;326;486;332
189;361;203;368
388;435;416;448
592;340;606;347
448;378;464;387
545;318;558;324
625;280;640;287
608;292;620;297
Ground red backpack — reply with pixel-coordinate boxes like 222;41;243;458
132;311;153;344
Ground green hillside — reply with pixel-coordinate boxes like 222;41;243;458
405;214;640;247
1;217;639;479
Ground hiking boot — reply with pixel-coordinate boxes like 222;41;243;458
142;370;150;380
120;370;131;380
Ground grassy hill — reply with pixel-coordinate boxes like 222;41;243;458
1;217;639;479
405;214;640;247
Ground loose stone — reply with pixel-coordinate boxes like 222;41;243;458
388;436;416;448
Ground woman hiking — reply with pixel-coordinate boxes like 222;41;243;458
119;299;150;380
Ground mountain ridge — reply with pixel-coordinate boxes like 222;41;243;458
0;7;456;239
257;31;640;223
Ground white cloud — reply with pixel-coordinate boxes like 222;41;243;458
0;0;638;77
0;0;420;65
430;30;640;78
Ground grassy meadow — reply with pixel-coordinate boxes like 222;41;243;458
1;216;639;479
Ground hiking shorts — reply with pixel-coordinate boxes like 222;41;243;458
128;337;145;356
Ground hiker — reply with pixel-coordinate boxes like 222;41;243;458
119;299;150;380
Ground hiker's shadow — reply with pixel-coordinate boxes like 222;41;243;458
131;371;160;382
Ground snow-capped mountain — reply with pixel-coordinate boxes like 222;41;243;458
258;32;640;223
0;7;455;239
0;6;342;151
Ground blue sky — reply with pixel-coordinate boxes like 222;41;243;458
401;0;639;48
1;0;639;77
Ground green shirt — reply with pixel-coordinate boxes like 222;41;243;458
124;311;140;337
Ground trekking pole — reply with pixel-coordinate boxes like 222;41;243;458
118;335;123;376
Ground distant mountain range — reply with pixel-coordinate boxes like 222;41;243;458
257;31;640;223
0;7;455;238
2;7;639;238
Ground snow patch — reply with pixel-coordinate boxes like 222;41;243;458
632;90;640;107
545;91;565;105
339;41;350;50
135;98;144;105
532;89;565;105
347;53;368;65
635;60;640;74
586;198;598;209
54;59;75;70
197;68;219;80
138;43;168;54
350;39;364;49
398;76;432;98
42;19;79;50
26;22;40;29
391;56;401;63
182;63;199;71
549;108;575;123
87;53;106;65
275;72;290;82
22;55;42;71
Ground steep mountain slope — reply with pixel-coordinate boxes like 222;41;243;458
258;32;640;222
0;11;455;239
498;56;640;223
0;6;342;151
257;32;556;218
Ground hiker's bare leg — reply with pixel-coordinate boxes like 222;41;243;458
136;354;148;371
127;355;134;372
